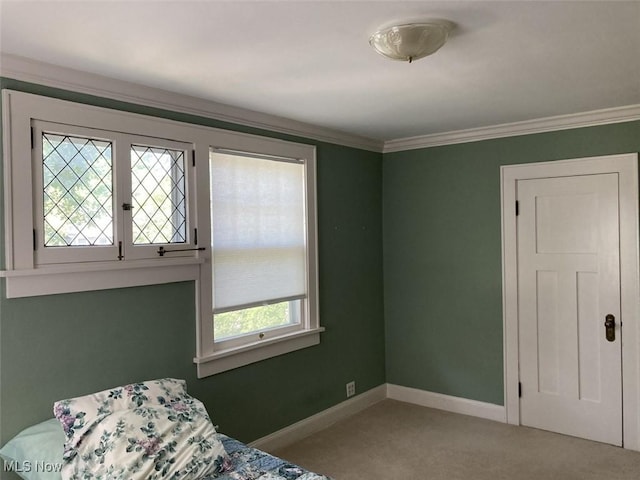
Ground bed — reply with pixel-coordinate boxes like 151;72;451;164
0;378;331;480
214;435;327;480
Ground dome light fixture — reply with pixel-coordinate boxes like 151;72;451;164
369;21;454;63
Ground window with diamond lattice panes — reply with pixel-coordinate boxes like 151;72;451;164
30;118;196;265
4;91;320;374
4;92;202;297
131;145;186;245
42;133;113;247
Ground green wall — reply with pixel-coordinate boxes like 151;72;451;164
2;74;639;458
383;121;640;405
0;79;386;446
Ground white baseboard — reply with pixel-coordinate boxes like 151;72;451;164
250;383;505;452
249;384;387;452
387;383;506;423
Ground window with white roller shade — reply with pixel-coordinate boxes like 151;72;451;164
3;90;321;377
206;142;320;356
210;151;307;312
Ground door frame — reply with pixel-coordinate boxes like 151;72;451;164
501;153;640;451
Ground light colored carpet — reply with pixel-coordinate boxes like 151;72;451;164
272;399;640;480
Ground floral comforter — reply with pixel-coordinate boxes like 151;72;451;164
209;434;332;480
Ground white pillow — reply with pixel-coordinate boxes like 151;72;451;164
0;419;64;480
53;378;229;480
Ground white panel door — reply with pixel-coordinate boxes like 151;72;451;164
517;173;622;445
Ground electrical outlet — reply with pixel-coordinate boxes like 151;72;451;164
346;381;356;398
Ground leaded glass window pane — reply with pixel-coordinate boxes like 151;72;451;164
42;133;113;247
131;145;186;244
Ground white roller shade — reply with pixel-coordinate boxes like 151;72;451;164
210;151;307;312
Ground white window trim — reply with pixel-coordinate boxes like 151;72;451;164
2;90;323;375
1;90;206;296
194;328;324;377
195;129;322;377
1;257;203;297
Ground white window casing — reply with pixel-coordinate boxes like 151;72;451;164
2;91;203;297
195;131;322;377
2;90;322;375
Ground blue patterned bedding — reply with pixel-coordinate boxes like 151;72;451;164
209;434;331;480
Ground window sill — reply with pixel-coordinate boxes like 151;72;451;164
194;327;325;377
0;257;204;298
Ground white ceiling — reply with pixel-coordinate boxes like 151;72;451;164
1;1;639;143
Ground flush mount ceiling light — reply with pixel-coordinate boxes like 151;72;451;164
369;21;454;63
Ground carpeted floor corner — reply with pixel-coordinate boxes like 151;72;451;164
272;399;640;480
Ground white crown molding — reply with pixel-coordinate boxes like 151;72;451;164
0;53;383;153
384;104;640;153
2;54;638;155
